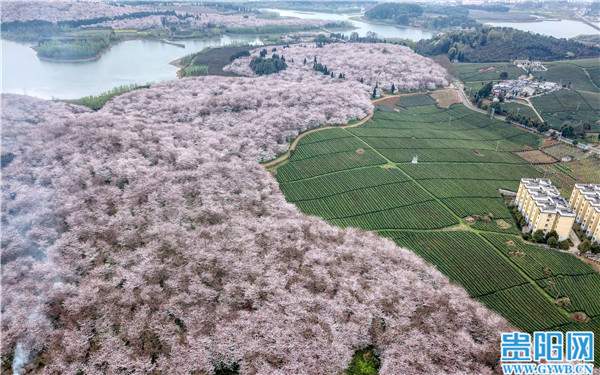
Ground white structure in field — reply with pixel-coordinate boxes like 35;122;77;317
514;59;548;72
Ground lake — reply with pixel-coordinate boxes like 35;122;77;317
1;8;432;100
6;10;589;101
261;8;433;41
1;35;262;100
485;19;599;39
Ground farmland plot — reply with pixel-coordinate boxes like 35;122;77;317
539;274;600;317
398;162;541;180
386;231;528;296
418;179;519;198
479;284;571;332
274;97;600;358
331;201;458;230
441;197;513;218
469;219;520;235
534;59;600;93
276;149;386;181
397;93;436;107
279;166;410;202
532;89;600;131
295;180;431;219
379;148;527;164
482;233;595;280
452;62;523;82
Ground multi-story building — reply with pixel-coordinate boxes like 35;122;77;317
515;178;575;241
569;184;600;243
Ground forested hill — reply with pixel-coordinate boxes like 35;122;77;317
365;3;423;25
416;27;600;62
363;3;480;30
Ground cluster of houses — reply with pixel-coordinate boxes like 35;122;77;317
515;179;600;249
513;59;548;72
492;79;560;99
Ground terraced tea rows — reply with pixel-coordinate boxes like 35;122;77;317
483;234;595;280
441;197;512;218
532;89;600;131
539;274;600;318
295;181;431;219
385;231;528;296
454;59;600;132
479;284;571;332
331;201;458;230
273;95;600;365
280;166;410;202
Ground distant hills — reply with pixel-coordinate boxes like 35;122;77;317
416;27;600;63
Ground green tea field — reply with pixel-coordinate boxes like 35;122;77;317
453;58;600;93
453;59;600;132
274;94;600;365
534;59;600;93
531;89;600;131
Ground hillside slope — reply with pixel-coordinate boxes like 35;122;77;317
416;27;600;62
1;76;509;374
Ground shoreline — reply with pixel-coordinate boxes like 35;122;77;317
351;15;438;34
35;51;103;63
160;39;186;48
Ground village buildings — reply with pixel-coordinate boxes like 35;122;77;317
492;79;559;99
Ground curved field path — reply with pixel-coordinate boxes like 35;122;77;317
262;94;406;170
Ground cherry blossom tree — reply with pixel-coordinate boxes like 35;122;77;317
225;43;449;92
1;76;508;374
2;1;335;32
1;1;146;23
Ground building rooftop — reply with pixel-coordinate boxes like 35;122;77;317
521;178;575;216
575;183;600;213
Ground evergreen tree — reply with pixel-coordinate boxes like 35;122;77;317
249;54;287;75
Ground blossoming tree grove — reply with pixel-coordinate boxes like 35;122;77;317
2;74;508;373
225;43;449;92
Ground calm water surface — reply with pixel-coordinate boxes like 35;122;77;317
261;8;433;41
1;35;262;99
485;19;599;39
8;11;587;100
